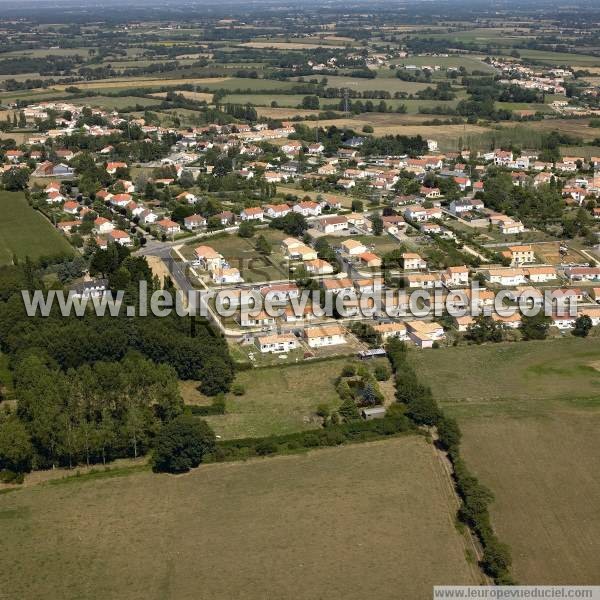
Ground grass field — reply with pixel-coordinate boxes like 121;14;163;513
517;49;600;67
183;358;349;439
0;437;480;599
222;93;308;107
256;106;321;119
86;95;163;110
320;75;432;95
413;338;600;583
305;118;489;150
0;192;74;264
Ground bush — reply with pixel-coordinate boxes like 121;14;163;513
341;363;357;377
231;383;246;396
152;415;216;473
374;363;391;381
255;439;278;456
316;404;330;418
437;416;461;453
482;539;513;580
188;395;226;416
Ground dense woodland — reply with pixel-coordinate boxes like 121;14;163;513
0;253;233;476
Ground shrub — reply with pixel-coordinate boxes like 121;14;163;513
231;383;245;396
374;363;391;381
341;363;356;377
255;439;278;456
316;404;330;418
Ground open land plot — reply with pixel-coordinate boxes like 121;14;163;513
322;233;403;255
457;408;600;585
559;145;600;161
412;338;600;583
495;101;553;113
306;119;490;150
320;75;432;95
222;93;308;108
531;241;590;266
256;106;321;119
50;76;232;92
85;95;163;110
422;27;531;44
277;185;354;208
0;192;75;264
412;337;600;405
0;437;480;600
497;119;596;141
199;78;301;92
463;121;596;153
150;90;214;103
184;229;291;283
517;49;600;67
185;358;347;438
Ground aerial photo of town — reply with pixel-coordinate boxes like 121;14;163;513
0;0;599;598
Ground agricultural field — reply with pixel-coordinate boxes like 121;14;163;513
319;75;432;95
256;106;321;119
0;192;75;264
413;338;600;583
150;90;214;103
516;49;600;67
222;93;308;108
86;95;163;110
0;437;480;600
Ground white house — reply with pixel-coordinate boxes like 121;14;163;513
442;265;469;287
156;219;181;236
293;201;322;217
316;215;348;234
184;214;207;230
240;207;264;221
109;229;132;246
340;239;367;256
486;268;527;286
264;204;291;219
94;217;114;234
212;267;243;284
255;334;298;354
305;324;346;348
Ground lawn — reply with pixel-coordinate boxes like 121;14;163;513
188;358;349;439
0;437;480;599
413;338;600;583
0;192;75;264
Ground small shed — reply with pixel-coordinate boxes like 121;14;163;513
357;348;386;360
361;406;386;420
